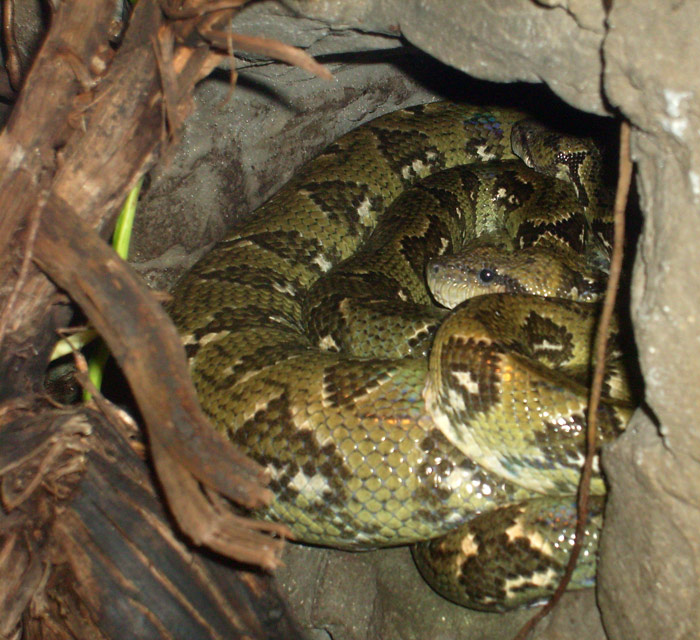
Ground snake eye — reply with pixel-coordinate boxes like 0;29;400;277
478;268;496;285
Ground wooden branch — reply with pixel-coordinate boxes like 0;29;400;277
0;1;115;256
0;0;333;575
33;202;289;566
0;0;118;403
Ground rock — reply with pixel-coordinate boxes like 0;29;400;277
598;3;700;638
275;544;606;640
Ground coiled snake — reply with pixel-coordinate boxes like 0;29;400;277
169;103;632;610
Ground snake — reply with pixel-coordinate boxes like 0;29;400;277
168;102;633;611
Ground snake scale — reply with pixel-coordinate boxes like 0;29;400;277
168;102;633;610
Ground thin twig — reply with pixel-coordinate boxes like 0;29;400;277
203;30;333;81
220;10;239;103
160;0;248;20
2;0;22;89
0;195;44;352
512;120;632;639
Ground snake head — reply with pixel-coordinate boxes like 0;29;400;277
511;120;603;208
427;245;606;309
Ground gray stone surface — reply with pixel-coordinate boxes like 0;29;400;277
281;0;608;114
130;1;700;639
134;48;439;289
275;544;606;640
598;3;700;639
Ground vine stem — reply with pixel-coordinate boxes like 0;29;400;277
512;120;632;640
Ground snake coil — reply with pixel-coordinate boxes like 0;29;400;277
169;103;632;610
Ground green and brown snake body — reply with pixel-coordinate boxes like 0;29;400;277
168;102;632;610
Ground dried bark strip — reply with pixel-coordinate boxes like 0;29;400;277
33;195;290;562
